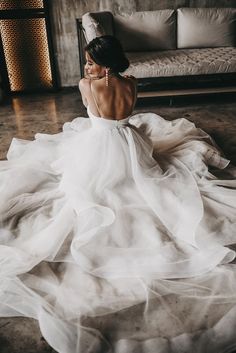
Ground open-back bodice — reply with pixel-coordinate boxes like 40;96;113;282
87;105;130;129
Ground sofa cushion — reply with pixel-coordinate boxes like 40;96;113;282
177;8;236;49
114;10;176;52
124;47;236;78
82;11;114;43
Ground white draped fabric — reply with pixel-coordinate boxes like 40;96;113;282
0;108;236;352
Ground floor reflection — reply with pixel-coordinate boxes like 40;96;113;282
0;89;85;160
12;96;60;136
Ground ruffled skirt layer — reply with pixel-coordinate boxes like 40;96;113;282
1;112;236;352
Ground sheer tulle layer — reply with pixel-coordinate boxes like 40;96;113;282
1;111;236;352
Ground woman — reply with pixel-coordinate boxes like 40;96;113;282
80;35;137;120
0;35;236;353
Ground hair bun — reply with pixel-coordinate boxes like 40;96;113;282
85;35;130;73
111;56;129;73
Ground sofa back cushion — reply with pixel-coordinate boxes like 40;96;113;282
82;11;114;43
114;10;176;52
177;8;236;48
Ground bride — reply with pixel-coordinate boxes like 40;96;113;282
1;35;236;353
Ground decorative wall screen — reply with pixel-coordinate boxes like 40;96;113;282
0;0;56;92
0;0;44;10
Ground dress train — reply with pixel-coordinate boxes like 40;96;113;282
0;107;236;352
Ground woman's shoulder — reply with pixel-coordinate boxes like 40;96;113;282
122;75;137;92
79;77;100;96
80;77;106;92
122;75;137;98
79;77;91;89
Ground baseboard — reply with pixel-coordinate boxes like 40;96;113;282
137;86;236;98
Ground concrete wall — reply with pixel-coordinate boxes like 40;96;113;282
49;0;236;87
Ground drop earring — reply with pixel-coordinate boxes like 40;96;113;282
105;68;109;87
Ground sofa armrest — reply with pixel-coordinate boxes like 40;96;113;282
82;11;114;43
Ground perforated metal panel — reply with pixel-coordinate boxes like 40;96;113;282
0;0;56;93
0;0;43;10
0;18;52;92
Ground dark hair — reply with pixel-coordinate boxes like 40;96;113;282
85;35;129;73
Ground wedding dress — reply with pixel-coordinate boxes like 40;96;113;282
1;105;236;353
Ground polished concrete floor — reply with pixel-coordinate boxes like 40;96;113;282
0;90;236;353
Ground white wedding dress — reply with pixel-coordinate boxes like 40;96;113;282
1;105;236;353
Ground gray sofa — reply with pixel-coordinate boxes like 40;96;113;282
77;8;236;97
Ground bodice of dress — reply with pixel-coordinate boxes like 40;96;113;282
87;106;130;129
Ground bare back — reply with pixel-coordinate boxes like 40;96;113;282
80;75;137;120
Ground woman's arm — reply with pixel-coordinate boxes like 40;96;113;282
124;75;138;109
79;78;89;108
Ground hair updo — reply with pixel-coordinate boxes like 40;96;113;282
85;35;129;73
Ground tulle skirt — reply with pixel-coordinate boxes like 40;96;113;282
1;111;236;352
